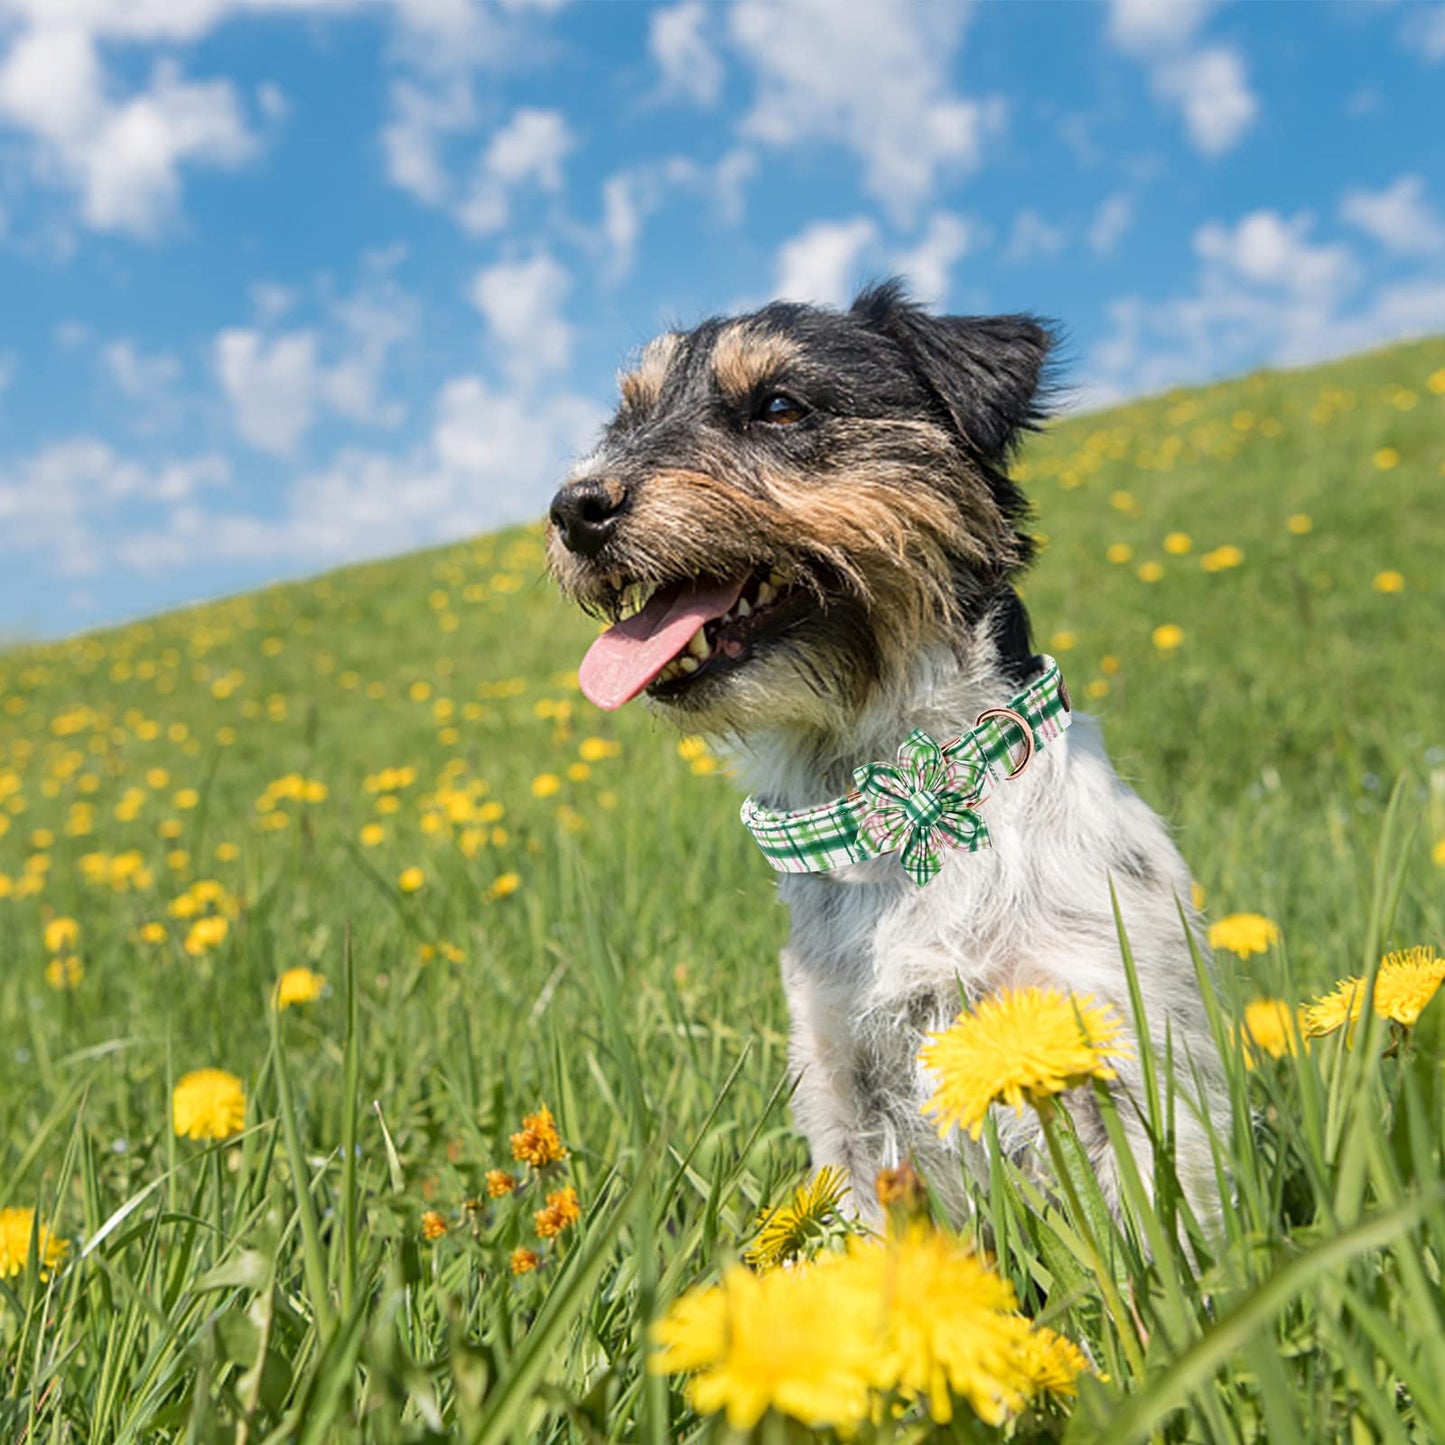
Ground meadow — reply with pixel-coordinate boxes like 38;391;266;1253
2;337;1444;1442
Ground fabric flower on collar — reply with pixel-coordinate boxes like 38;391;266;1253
853;730;988;886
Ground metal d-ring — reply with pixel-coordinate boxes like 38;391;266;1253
973;706;1036;779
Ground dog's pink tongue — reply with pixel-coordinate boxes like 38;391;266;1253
579;577;745;710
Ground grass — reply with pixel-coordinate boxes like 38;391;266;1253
1;336;1443;1442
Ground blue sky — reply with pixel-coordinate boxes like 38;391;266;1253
1;0;1442;639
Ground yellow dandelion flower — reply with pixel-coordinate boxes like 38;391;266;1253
510;1104;567;1167
43;916;80;954
398;866;425;894
1305;947;1445;1037
44;955;83;990
1287;512;1313;534
841;1223;1037;1425
359;823;385;847
650;1260;879;1433
1372;446;1399;470
1152;623;1184;651
1373;570;1405;594
421;1209;447;1241
485;1168;517;1197
530;773;562;799
1201;544;1244;572
1432;839;1445;868
274;966;326;1009
1427;367;1445;395
1163;531;1192;555
183;915;229;956
1209;913;1281;957
1137;561;1164;582
0;1207;67;1278
578;736;620;762
1049;630;1077;652
745;1166;848;1271
173;1068;246;1141
534;1185;581;1238
137;921;168;945
1303;979;1360;1038
920;987;1130;1140
486;871;521;901
1238;998;1303;1062
1014;1326;1089;1398
510;1247;541;1275
1371;946;1445;1028
1106;542;1133;564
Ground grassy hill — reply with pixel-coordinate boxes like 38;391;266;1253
1;337;1443;1441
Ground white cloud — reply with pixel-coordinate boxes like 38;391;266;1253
116;374;606;573
650;0;723;106
0;437;229;576
104;341;179;398
214;328;319;454
1107;0;1213;56
1193;210;1351;297
891;212;974;302
774;217;878;307
1153;46;1257;156
1340;175;1445;256
1087;193;1134;255
458;106;573;234
214;253;416;454
1075;206;1445;403
729;0;1001;225
1004;209;1066;264
0;26;256;237
469;252;572;383
1106;0;1256;157
381;75;473;204
1400;4;1445;63
378;0;572;224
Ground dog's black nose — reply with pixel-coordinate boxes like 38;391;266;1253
549;479;629;557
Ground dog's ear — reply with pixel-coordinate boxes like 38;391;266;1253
851;280;1054;462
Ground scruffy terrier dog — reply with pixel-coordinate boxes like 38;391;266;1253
546;281;1226;1221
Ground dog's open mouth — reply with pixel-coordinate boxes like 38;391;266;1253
578;567;804;710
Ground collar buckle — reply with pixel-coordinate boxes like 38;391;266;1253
973;706;1035;780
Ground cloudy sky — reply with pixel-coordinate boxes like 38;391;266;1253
1;0;1442;638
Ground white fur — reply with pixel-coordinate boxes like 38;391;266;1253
718;613;1228;1224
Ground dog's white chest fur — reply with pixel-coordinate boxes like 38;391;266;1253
735;641;1224;1218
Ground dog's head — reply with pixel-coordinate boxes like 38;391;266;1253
546;280;1054;732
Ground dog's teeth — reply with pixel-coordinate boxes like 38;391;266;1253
679;656;699;673
756;581;776;606
608;570;623;590
768;569;786;587
686;628;711;659
735;597;752;618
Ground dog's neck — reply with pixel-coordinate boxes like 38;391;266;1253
734;591;1042;811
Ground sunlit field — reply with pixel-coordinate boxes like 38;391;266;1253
3;338;1444;1442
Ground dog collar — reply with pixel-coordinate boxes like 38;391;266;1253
740;658;1072;886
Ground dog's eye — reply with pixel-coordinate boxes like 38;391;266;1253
758;392;807;425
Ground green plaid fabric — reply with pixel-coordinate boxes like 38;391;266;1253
740;656;1072;885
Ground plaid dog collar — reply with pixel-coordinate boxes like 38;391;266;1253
740;658;1072;886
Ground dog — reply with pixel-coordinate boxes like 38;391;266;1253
546;280;1226;1223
